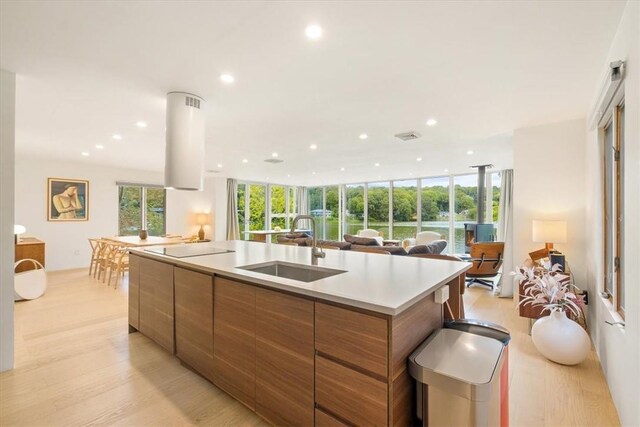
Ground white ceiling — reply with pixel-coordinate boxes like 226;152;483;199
0;1;625;186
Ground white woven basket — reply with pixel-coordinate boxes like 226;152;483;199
14;259;47;301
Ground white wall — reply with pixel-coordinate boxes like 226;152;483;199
14;155;228;271
585;2;639;425
1;69;16;372
513;119;587;287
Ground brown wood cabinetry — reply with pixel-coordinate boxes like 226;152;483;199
213;277;256;410
128;254;452;427
255;288;315;426
175;267;214;382
128;254;140;330
15;238;45;273
138;257;175;354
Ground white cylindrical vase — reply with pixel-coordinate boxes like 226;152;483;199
531;310;590;365
164;92;205;191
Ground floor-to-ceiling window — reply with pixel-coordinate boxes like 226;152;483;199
344;183;365;236
453;174;478;253
392;180;417;240
367;182;390;238
237;183;246;240
421;176;450;248
248;184;266;238
270;185;286;229
308;187;325;239
288;186;296;228
325;185;340;240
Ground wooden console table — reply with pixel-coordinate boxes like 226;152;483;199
15;237;45;273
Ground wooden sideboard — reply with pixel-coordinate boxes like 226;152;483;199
15;238;45;273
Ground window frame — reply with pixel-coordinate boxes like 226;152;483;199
600;89;625;318
117;184;166;236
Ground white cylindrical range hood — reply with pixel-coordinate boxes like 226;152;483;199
164;91;205;191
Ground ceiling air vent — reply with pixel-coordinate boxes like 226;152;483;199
205;169;220;173
184;95;201;109
264;158;284;164
394;131;422;141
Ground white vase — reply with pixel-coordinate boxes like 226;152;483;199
531;310;590;365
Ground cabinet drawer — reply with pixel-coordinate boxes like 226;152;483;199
315;355;388;426
315;302;388;377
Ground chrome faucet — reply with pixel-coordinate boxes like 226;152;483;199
291;215;325;266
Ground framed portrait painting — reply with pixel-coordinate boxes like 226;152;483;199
47;178;89;221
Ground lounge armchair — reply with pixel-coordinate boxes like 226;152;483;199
402;231;445;252
356;229;384;246
466;242;504;289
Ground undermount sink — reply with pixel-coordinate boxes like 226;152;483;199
238;261;346;283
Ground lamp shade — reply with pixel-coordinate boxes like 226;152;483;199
532;220;567;244
14;224;26;235
196;213;210;225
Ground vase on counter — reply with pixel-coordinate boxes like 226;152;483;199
531;310;590;365
139;229;148;240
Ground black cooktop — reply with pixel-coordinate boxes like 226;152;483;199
145;245;234;258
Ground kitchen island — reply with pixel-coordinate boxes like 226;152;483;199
128;240;469;426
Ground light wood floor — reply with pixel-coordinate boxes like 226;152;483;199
0;270;620;426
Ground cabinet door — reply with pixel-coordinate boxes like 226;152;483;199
138;257;174;353
255;288;314;426
128;254;140;330
213;277;256;410
175;267;214;382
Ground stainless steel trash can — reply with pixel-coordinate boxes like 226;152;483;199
408;328;506;427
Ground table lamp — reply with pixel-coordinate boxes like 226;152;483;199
196;213;210;241
532;220;567;251
14;224;26;244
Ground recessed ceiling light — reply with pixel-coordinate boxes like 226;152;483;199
95;144;104;150
287;174;291;178
112;134;122;140
359;133;368;140
416;157;422;162
220;74;235;84
340;167;345;171
467;150;474;155
272;152;279;158
217;163;223;168
444;168;449;172
378;175;382;179
136;121;147;128
81;152;89;157
266;177;270;180
312;171;316;175
374;162;380;167
305;24;322;40
242;158;248;163
426;118;438;127
309;144;317;150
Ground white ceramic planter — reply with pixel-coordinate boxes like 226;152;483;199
531;310;590;365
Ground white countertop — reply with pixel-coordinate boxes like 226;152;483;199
131;240;470;315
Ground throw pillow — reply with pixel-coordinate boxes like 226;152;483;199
344;234;381;246
408;240;447;255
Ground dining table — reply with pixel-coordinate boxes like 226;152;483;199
101;235;191;247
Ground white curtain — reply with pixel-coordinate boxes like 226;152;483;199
226;179;240;240
496;169;514;297
295;186;309;229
